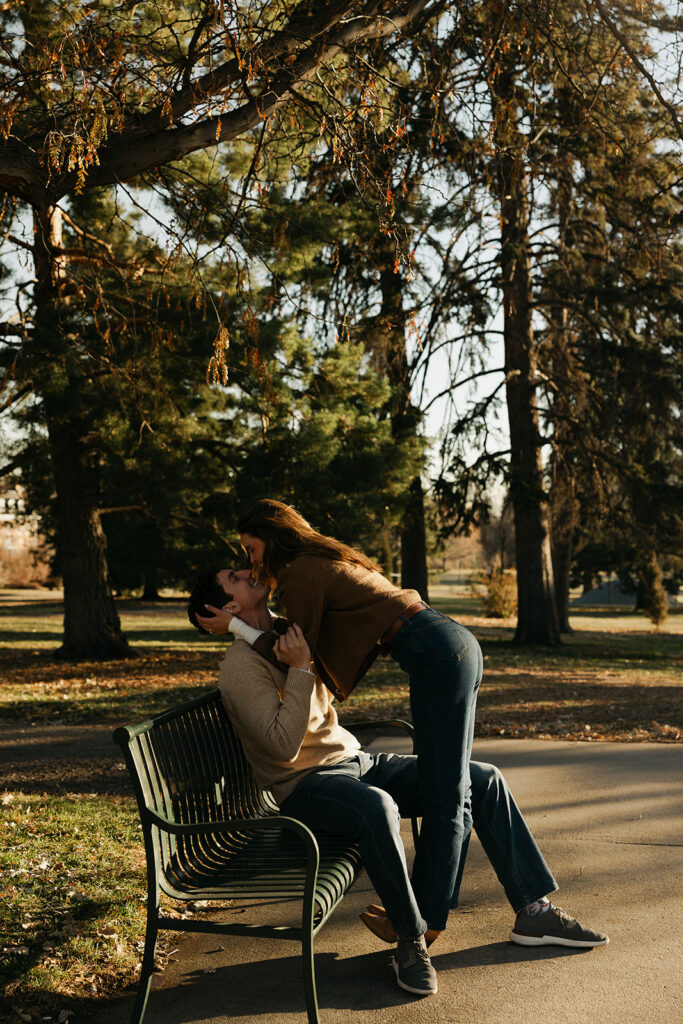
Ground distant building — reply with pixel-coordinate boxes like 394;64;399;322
0;486;52;586
572;579;679;609
430;531;484;578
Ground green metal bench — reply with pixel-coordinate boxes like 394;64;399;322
113;687;415;1024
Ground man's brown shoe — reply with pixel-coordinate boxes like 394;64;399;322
360;905;441;947
360;910;397;944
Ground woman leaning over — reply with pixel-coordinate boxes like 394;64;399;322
202;499;483;941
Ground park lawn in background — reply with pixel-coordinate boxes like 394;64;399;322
342;606;682;742
0;647;220;725
0;598;206;651
0;594;681;739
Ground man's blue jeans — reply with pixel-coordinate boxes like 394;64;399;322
280;751;557;940
389;608;482;928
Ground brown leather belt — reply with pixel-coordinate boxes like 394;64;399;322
380;601;429;653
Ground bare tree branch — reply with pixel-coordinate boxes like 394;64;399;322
0;322;26;337
593;0;683;140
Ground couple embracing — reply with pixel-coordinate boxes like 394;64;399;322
188;498;607;997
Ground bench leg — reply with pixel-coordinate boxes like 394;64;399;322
301;925;320;1024
130;912;158;1024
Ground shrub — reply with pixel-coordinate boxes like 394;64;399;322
640;551;669;628
471;568;518;618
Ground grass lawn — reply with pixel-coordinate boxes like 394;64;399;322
1;588;680;740
1;587;681;1022
0;791;200;1024
1;793;144;1013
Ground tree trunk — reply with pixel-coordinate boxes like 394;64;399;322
142;578;161;601
634;579;645;611
550;448;578;635
401;476;430;600
369;240;430;597
492;75;560;645
548;92;582;636
32;205;131;659
549;450;577;634
551;535;573;633
380;526;396;582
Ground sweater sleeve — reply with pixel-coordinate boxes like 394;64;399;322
276;561;327;657
229;617;265;645
225;655;316;763
231;614;286;671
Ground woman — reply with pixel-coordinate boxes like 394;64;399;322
203;498;482;940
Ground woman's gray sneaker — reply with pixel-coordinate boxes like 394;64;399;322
510;903;609;948
392;935;438;995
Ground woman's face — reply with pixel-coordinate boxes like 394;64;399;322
240;532;266;567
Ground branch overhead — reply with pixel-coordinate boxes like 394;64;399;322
0;0;435;203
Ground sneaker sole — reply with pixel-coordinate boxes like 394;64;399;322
391;957;438;996
510;930;609;948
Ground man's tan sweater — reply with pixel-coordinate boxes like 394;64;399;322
218;638;360;803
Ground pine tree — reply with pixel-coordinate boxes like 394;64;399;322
0;0;441;655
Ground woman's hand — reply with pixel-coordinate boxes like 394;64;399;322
195;604;234;636
274;623;311;670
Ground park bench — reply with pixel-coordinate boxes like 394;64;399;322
113;687;415;1024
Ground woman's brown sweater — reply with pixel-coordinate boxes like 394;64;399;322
275;554;421;700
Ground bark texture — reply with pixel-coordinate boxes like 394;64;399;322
491;64;560;645
32;206;130;659
548;116;583;636
400;476;430;599
376;249;430;600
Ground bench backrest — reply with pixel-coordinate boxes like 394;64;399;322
113;688;278;896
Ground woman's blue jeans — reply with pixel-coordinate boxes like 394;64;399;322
279;751;558;940
389;608;482;929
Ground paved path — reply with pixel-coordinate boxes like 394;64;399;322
93;738;683;1024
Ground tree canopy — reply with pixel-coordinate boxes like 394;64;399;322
0;0;681;655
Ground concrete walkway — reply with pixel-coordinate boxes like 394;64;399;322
94;738;683;1024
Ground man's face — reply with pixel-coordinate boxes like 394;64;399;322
216;568;268;613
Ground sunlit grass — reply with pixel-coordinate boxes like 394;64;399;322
0;600;209;650
0;792;147;1018
0;792;227;1022
0;649;219;724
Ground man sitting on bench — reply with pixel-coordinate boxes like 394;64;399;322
188;567;608;999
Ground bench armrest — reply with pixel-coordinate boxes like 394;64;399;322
144;808;318;850
345;718;414;747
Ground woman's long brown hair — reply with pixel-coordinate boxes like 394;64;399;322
237;499;382;581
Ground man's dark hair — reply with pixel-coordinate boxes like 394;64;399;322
188;568;233;635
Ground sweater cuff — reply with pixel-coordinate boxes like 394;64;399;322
229;617;265;645
285;667;316;691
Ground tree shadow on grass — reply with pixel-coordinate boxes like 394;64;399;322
0;899;131;1013
0;753;133;795
0;686;212;725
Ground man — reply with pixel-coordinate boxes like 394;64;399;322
188;567;608;998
